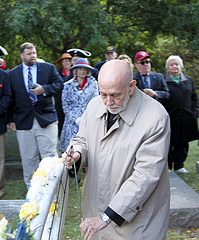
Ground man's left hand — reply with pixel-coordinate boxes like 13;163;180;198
79;216;108;240
30;83;44;95
143;88;158;98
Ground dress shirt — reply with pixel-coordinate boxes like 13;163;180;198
141;74;151;88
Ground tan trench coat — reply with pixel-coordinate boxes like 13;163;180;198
71;87;170;240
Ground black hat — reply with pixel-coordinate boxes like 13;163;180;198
67;48;91;58
105;46;116;53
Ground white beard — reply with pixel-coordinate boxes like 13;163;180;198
105;93;130;114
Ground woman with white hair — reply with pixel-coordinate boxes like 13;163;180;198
163;55;198;173
59;58;99;153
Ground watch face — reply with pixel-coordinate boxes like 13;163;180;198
101;213;111;224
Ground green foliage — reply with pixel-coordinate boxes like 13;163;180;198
0;0;199;88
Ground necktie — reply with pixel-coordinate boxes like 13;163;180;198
28;67;38;103
107;112;117;130
142;75;150;88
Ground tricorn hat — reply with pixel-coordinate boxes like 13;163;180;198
67;48;91;58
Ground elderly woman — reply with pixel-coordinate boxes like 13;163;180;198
56;53;72;80
59;58;99;153
163;55;198;173
55;53;72;137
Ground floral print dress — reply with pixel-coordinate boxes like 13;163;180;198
59;75;99;153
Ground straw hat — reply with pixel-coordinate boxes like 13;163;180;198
56;53;72;68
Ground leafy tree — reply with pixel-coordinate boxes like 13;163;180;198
0;0;199;87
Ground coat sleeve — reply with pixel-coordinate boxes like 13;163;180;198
155;73;170;100
41;64;63;96
0;70;12;116
190;77;198;117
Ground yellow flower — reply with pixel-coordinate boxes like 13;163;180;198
19;201;39;220
49;202;59;217
33;168;48;179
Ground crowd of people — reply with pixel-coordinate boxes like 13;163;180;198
0;42;198;239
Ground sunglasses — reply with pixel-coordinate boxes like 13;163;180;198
138;60;150;65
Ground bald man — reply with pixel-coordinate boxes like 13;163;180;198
63;60;170;239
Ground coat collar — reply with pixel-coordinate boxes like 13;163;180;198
95;87;143;126
165;72;188;82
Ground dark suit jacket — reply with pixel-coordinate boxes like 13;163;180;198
133;71;170;101
0;69;12;134
8;62;63;130
95;60;107;71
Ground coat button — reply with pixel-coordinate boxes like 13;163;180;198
136;206;140;211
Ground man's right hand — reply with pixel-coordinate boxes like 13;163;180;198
9;122;16;132
62;149;80;170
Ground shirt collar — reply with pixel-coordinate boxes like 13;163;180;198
22;62;37;71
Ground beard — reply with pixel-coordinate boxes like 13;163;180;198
105;92;130;114
26;59;37;66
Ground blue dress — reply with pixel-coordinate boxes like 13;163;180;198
59;75;99;153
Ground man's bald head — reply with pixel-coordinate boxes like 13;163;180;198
98;60;136;114
99;60;132;87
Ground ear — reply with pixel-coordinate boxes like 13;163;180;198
129;80;137;96
20;53;23;61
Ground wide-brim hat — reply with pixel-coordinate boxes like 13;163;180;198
71;58;93;70
56;53;72;68
135;51;151;62
67;48;91;58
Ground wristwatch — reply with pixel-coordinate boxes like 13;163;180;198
100;213;111;224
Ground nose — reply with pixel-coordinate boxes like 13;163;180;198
106;96;114;106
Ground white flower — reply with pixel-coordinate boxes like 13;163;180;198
39;156;61;179
0;217;8;235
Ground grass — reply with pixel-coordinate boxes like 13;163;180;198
3;140;199;239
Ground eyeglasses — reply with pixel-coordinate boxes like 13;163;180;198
62;59;71;62
138;60;150;65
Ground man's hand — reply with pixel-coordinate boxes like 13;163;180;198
143;88;158;98
30;83;44;95
9;122;16;132
62;149;80;170
79;216;108;240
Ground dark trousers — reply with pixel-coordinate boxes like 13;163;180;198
168;142;189;170
57;109;65;138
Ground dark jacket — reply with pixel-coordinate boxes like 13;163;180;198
8;62;63;130
133;71;170;102
162;72;198;144
0;69;12;134
95;60;107;71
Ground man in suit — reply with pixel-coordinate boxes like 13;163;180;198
0;69;12;199
133;51;170;103
95;46;118;71
8;42;63;188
